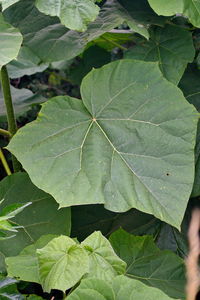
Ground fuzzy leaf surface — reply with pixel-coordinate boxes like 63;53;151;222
109;229;185;299
7;60;198;228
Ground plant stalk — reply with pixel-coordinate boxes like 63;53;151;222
101;36;128;51
1;65;21;172
0;128;11;138
0;148;11;175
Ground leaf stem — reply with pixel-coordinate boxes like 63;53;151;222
0;148;11;175
0;128;11;138
101;36;128;51
1;65;21;172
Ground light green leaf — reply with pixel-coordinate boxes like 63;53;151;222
0;13;22;68
0;0;20;11
37;235;89;292
7;60;198;228
81;231;126;281
109;229;185;299
148;0;200;28
124;24;195;84
35;0;100;32
0;173;71;272
67;276;176;300
6;235;57;284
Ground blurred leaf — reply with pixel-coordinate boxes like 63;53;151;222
0;275;24;300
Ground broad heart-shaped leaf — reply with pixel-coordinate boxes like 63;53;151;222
0;13;22;68
0;84;45;121
179;64;200;197
81;231;126;281
67;276;176;300
7;60;199;228
109;229;185;299
124;24;195;84
35;0;100;32
6;235;58;285
148;0;200;28
0;173;71;272
37;235;89;292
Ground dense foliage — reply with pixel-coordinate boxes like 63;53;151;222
0;0;200;299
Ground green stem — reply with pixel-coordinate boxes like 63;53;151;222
1;65;21;172
0;148;11;175
101;36;128;51
0;128;11;138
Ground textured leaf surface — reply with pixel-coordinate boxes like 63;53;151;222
35;0;100;32
148;0;200;28
67;276;176;300
124;24;195;84
109;229;185;299
179;64;200;197
7;60;198;228
0;173;71;271
37;235;89;292
6;235;57;284
81;231;126;281
0;14;22;68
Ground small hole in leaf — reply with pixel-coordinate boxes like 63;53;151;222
166;173;170;176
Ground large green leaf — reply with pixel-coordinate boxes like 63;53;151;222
0;13;22;68
0;173;71;271
6;235;58;284
179;64;200;197
109;229;185;299
0;84;44;121
81;231;126;281
7;60;198;228
148;0;200;28
124;24;195;84
35;0;100;32
67;276;176;300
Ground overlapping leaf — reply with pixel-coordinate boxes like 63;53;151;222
124;24;195;84
0;13;22;68
0;0;20;10
67;276;176;300
7;60;198;228
109;229;185;299
0;173;71;271
148;0;200;28
35;0;100;32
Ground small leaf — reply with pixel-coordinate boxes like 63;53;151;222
109;229;185;299
81;231;126;281
35;0;100;32
0;14;22;68
1;0;20;11
37;235;89;292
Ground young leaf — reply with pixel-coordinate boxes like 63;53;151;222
109;229;185;299
6;235;58;284
81;231;126;281
0;173;71;272
67;276;176;300
124;24;195;84
37;236;89;292
35;0;100;32
7;60;199;228
0;14;22;68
